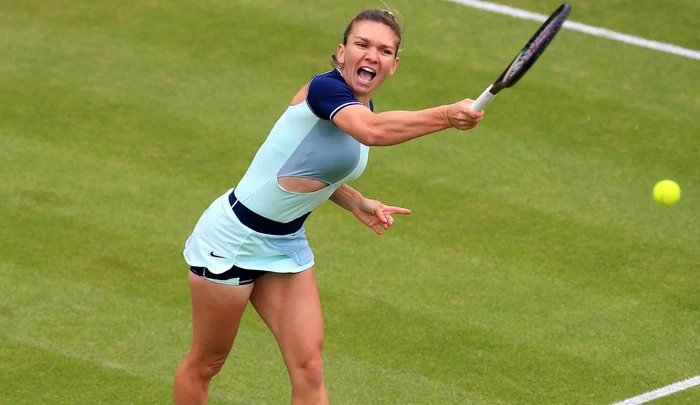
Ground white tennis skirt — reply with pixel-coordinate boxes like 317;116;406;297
183;188;315;274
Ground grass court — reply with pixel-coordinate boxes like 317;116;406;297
1;0;698;403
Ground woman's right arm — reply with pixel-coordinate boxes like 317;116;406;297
332;99;484;146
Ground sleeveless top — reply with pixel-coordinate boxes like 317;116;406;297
234;69;374;223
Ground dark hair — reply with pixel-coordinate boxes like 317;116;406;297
332;9;404;67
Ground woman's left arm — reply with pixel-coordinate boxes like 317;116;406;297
329;184;364;212
330;184;411;235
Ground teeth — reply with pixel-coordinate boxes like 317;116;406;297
360;67;376;74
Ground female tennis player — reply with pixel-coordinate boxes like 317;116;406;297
173;9;483;405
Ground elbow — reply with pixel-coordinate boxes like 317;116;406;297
359;126;387;146
362;131;382;146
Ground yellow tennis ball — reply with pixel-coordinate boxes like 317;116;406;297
653;180;681;206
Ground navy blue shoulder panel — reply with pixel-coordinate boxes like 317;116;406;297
306;69;362;122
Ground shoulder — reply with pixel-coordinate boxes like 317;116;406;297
306;69;375;120
307;69;360;121
308;69;352;96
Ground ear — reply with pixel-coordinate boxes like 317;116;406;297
389;56;400;76
336;43;346;65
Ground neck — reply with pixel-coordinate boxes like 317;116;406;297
355;93;372;105
337;67;373;106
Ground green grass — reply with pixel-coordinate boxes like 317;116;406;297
1;0;698;404
494;0;700;49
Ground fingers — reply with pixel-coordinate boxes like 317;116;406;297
375;206;408;226
463;99;485;117
383;205;411;215
369;211;400;235
447;99;485;131
365;214;389;235
367;216;384;235
362;199;411;236
374;205;388;224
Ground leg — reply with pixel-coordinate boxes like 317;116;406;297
173;271;254;405
249;268;328;405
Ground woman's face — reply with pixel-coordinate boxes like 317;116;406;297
336;21;400;102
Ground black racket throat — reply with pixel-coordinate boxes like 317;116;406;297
488;82;507;95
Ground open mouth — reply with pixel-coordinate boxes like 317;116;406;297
357;67;376;83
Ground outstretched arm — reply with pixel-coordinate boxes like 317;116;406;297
333;99;484;146
330;184;411;235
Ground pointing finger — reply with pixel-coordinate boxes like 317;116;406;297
384;206;411;215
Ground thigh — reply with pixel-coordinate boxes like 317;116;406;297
249;269;324;363
187;271;254;362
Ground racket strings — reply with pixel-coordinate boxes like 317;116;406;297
503;9;569;85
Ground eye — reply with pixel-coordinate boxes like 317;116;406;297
381;49;394;56
356;42;368;48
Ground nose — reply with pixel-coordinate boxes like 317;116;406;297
364;48;379;63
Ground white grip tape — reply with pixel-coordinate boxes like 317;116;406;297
470;85;496;111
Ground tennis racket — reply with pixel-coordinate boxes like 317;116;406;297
470;3;571;111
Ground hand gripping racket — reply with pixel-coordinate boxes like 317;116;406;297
470;3;571;111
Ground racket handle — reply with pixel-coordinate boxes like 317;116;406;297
470;85;496;111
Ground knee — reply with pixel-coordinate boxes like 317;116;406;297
201;357;227;379
291;353;325;389
185;352;228;380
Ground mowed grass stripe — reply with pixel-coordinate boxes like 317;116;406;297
0;337;172;405
1;255;691;404
1;264;507;405
0;260;663;405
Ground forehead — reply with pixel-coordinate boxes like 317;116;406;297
349;20;399;48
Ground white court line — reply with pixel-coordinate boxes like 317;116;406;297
611;376;700;405
444;0;700;60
